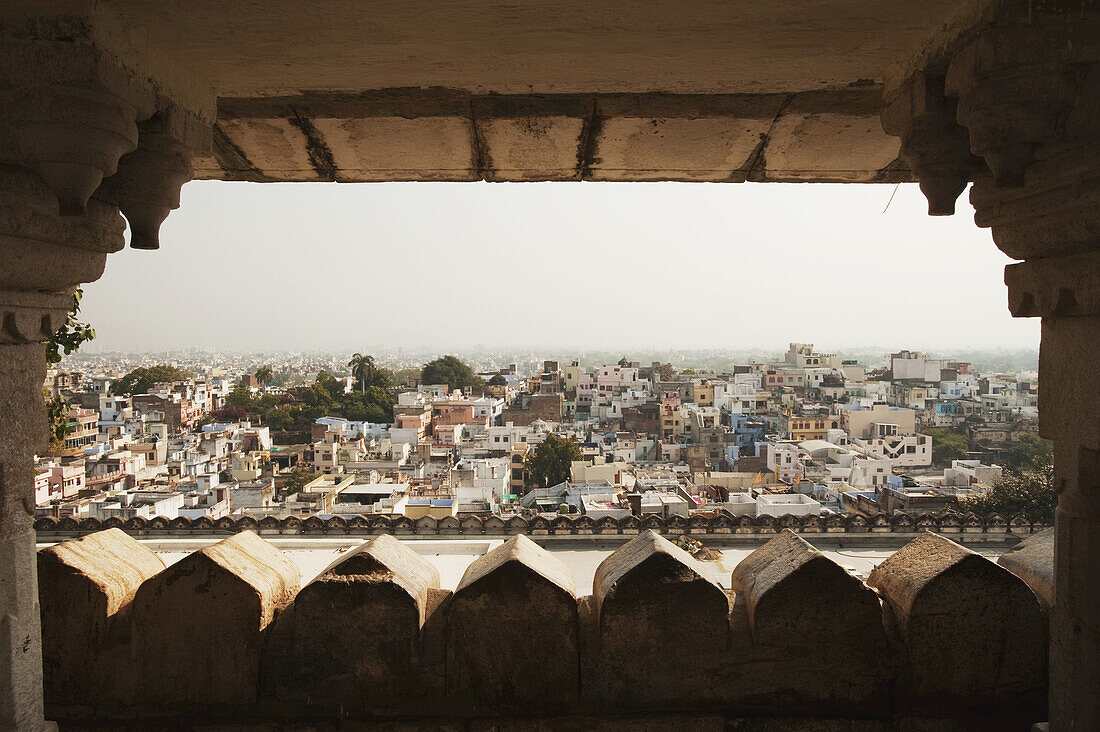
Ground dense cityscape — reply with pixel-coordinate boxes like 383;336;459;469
38;343;1051;527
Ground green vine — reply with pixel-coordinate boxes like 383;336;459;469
45;288;96;450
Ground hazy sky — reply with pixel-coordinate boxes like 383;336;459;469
78;180;1039;353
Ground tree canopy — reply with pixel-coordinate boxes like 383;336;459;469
966;460;1055;524
923;427;971;466
348;353;392;392
525;433;583;488
226;369;394;434
1002;431;1053;471
421;355;483;392
110;364;192;396
282;465;320;493
254;364;274;388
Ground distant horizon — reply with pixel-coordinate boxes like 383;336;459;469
63;344;1039;357
60;344;1040;377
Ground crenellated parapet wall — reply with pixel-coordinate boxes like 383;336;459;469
38;527;1053;729
34;510;1050;540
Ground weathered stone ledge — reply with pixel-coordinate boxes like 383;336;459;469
39;528;1052;729
33;510;1049;539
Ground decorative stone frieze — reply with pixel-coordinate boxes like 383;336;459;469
32;510;1048;539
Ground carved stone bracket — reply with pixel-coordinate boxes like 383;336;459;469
881;73;985;215
0;35;159;217
0;167;125;345
10;83;140;216
945;12;1100;190
95;107;196;250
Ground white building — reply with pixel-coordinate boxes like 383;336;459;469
756;493;822;517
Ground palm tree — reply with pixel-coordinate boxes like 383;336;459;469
255;364;273;390
347;353;376;393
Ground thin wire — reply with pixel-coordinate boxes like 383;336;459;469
882;182;901;214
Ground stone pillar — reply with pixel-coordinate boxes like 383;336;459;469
885;5;1100;728
0;169;125;731
0;5;211;727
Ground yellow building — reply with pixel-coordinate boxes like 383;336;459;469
786;412;840;441
403;497;458;519
691;381;715;407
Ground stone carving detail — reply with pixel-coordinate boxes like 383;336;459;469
8;84;140;215
35;510;1049;539
0;290;70;345
1004;250;1100;318
881;73;984;215
0;167;126;344
95;113;194;249
945;18;1098;190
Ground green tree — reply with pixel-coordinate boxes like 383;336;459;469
283;465;320;493
45;288;96;449
525;433;583;488
111;364;192;396
348;353;391;392
421;355;483;392
924;427;971;467
254;364;274;389
1003;431;1053;471
967;459;1056;524
343;386;395;423
46;288;95;364
391;368;421;387
224;385;256;410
